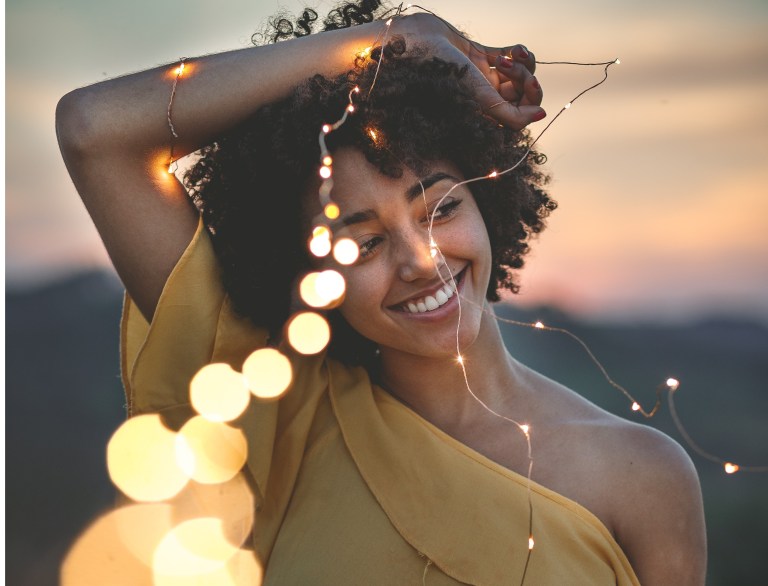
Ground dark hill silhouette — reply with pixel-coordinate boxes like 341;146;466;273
6;271;768;585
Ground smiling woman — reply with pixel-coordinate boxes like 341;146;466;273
56;1;705;584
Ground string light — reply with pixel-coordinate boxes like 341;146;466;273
724;463;739;474
333;238;360;265
324;202;340;219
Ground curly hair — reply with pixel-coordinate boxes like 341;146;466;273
184;1;556;368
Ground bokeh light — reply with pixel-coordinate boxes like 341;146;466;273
287;312;331;355
152;518;240;579
242;348;293;399
333;238;359;265
189;363;250;423
107;414;189;502
324;202;340;219
176;416;248;484
299;270;346;308
309;225;332;258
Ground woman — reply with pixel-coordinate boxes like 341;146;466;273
57;1;706;583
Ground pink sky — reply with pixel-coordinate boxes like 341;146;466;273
6;0;768;322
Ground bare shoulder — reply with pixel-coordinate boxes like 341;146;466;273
527;371;707;585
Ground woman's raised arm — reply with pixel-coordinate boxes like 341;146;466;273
55;12;542;321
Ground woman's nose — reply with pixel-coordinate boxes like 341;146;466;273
394;229;438;282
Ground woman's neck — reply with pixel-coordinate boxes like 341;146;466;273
378;304;529;434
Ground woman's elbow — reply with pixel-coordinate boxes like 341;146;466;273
55;88;101;162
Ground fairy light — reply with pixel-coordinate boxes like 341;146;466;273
333;238;360;265
631;402;641;412
487;171;498;178
319;166;332;179
666;378;680;391
534;321;544;329
324;202;340;219
520;424;530;435
528;536;535;550
309;225;333;257
564;102;572;109
322;155;333;166
724;463;739;474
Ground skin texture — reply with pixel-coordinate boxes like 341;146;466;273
55;5;706;583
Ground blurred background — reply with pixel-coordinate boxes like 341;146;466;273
6;0;767;584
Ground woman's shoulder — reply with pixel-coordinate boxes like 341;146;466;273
527;369;706;584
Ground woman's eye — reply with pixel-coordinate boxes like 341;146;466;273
357;236;383;258
425;198;462;222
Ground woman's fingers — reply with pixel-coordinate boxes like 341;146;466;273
483;44;536;74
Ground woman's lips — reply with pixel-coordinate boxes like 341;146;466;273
392;268;466;315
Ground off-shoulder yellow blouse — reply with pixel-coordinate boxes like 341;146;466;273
121;218;640;585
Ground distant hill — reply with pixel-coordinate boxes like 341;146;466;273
6;271;768;585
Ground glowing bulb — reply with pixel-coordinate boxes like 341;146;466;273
299;270;346;308
615;58;621;64
324;202;340;219
322;124;331;134
534;321;544;329
347;105;355;113
631;402;641;412
333;238;360;265
353;86;360;93
177;417;248;484
167;163;175;174
287;312;331;355
666;378;680;391
528;536;535;550
189;363;250;423
322;155;333;166
107;415;189;502
386;18;393;25
724;463;739;474
319;166;332;179
456;355;464;365
520;424;530;434
429;237;438;258
488;171;498;178
368;129;378;142
242;348;293;400
174;62;185;76
309;226;332;257
564;102;572;109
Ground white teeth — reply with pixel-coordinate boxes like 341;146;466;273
399;271;463;314
416;301;427;313
424;296;439;311
435;289;448;305
407;303;418;313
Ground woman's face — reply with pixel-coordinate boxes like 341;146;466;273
309;148;492;360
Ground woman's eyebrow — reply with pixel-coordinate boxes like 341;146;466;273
405;172;459;202
339;208;377;227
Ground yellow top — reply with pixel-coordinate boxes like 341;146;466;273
121;218;641;586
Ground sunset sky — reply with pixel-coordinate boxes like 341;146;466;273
6;0;768;323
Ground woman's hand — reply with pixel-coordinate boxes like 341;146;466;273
400;13;545;130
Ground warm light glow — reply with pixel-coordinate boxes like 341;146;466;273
152;518;240;579
615;58;621;64
528;536;535;550
386;17;393;25
322;124;331;134
631;402;641;412
300;270;346;308
62;504;172;585
324;202;340;220
353;86;360;93
724;462;739;474
190;363;250;423
319;165;332;179
174;62;185;76
287;312;331;355
368;128;378;142
309;226;332;257
177;416;248;484
242;348;293;400
347;105;355;113
666;378;680;391
488;171;498;178
564;102;572;109
520;424;530;434
456;355;464;365
534;321;544;329
107;414;189;502
167;162;176;174
333;238;360;265
322;155;333;166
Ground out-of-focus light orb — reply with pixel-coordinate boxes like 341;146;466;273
62;504;170;585
520;424;530;435
666;378;680;391
324;202;340;219
319;166;332;179
177;417;247;484
299;270;346;308
534;321;544;329
154;548;263;586
333;238;359;265
309;226;332;257
190;363;250;423
322;155;333;166
242;348;293;399
107;414;189;502
153;518;240;579
287;312;331;355
724;462;739;474
631;402;641;412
